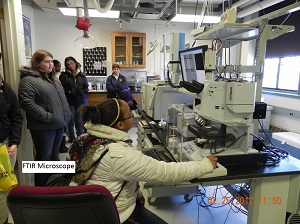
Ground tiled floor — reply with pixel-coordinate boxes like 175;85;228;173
143;186;247;224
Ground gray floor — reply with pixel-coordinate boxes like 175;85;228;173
129;125;247;224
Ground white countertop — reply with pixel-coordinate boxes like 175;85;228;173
88;90;107;93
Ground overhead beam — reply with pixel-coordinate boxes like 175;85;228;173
245;1;300;25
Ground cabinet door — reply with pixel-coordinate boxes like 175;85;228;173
129;33;146;68
112;32;146;68
112;32;129;67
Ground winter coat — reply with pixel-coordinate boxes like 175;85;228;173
59;70;88;106
18;66;71;130
70;122;214;223
0;86;23;145
106;74;128;98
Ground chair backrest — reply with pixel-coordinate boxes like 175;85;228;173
7;185;120;224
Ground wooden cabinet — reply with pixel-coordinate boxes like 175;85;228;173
88;92;142;107
87;93;107;106
112;32;146;68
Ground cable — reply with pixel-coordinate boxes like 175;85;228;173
194;185;248;224
166;61;181;89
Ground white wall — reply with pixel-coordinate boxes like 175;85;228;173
24;8;196;76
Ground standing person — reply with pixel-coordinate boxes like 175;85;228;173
0;52;23;224
18;50;71;186
69;98;218;224
53;59;62;78
106;63;129;99
59;57;88;143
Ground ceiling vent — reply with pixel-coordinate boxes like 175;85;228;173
133;2;159;20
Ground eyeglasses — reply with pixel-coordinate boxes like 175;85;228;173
121;114;134;121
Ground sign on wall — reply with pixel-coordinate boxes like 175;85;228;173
22;15;32;58
83;47;107;76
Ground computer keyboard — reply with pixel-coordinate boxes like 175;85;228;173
199;162;227;179
143;149;175;162
182;141;227;178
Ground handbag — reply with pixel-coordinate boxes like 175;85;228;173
0;144;18;191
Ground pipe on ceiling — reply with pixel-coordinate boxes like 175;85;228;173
237;0;285;18
91;0;115;13
231;0;252;9
133;0;140;8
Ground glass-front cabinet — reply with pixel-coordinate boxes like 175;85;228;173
112;32;146;68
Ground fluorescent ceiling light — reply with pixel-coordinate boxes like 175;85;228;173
59;8;120;18
171;14;220;23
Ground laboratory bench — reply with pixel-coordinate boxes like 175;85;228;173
137;107;300;224
87;90;142;106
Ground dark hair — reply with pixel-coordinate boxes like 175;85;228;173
80;98;125;127
53;59;60;66
64;56;79;71
112;63;120;69
0;52;2;60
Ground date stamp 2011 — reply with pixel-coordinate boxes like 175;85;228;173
207;196;283;205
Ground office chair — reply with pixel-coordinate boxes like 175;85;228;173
7;185;120;224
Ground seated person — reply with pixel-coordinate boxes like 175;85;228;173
69;98;218;224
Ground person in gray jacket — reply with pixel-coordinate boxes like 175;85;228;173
18;49;71;186
70;98;217;223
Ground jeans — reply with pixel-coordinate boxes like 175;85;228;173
30;128;64;186
123;201;168;224
68;104;84;140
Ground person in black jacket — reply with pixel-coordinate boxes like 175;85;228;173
59;57;88;143
0;74;23;165
19;50;71;186
0;52;23;224
106;63;129;99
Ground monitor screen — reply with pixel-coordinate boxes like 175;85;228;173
179;45;208;83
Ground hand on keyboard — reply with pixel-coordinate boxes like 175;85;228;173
207;155;218;169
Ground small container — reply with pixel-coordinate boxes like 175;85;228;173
97;83;101;90
102;82;106;90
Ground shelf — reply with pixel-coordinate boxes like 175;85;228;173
193;23;259;42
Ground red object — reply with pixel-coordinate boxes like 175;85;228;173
76;17;91;31
127;101;133;107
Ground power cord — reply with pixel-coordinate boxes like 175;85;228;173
194;185;247;224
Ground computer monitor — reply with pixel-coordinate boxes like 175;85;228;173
179;45;208;83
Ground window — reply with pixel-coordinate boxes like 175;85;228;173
263;56;300;93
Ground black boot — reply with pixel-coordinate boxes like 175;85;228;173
59;136;68;153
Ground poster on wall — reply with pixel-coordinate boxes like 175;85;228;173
22;15;32;58
83;47;107;76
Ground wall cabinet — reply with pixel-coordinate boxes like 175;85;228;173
112;32;146;68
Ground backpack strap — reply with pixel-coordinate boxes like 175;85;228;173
114;181;127;201
76;149;109;175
